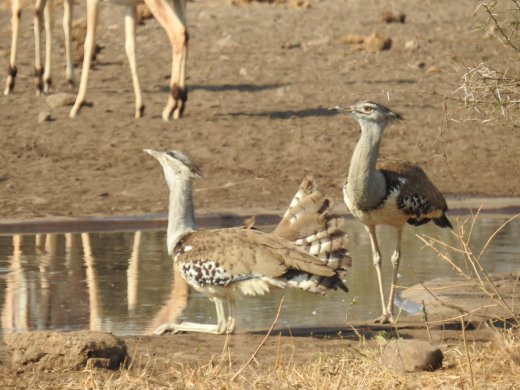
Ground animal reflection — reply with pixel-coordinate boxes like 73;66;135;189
0;230;194;334
0;233;101;332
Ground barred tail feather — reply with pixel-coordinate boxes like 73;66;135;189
274;176;351;293
282;175;317;219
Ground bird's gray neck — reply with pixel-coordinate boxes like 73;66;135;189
166;176;196;255
346;121;387;210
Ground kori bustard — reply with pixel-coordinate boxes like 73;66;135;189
145;149;351;334
4;0;75;95
70;0;188;120
333;101;452;324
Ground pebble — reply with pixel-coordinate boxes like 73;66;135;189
381;339;443;372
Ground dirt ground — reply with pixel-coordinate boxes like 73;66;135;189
0;0;519;387
0;0;519;223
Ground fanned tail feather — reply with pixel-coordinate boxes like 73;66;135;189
273;176;351;293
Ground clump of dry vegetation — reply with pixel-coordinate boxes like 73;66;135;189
454;0;520;123
416;211;520;388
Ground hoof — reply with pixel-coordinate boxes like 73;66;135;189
135;105;145;119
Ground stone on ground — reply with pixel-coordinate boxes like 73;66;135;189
4;331;128;371
381;339;443;372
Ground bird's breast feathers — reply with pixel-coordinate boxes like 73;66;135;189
345;189;409;227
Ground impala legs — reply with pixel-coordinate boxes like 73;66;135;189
63;0;75;87
34;0;53;94
71;1;145;118
5;0;74;95
70;0;99;118
144;0;187;121
4;0;21;95
125;6;144;118
71;0;188;120
42;0;54;92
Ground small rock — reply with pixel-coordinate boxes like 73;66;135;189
305;37;330;47
340;34;366;45
381;339;443;372
281;41;302;49
216;35;238;49
239;67;249;78
404;39;419;51
38;111;52;122
5;331;128;371
288;0;312;8
426;65;442;75
31;196;49;205
381;11;406;24
412;61;426;69
46;93;76;109
364;32;392;53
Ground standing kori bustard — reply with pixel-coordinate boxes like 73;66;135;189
4;0;75;95
144;149;351;334
69;0;188;121
333;101;452;324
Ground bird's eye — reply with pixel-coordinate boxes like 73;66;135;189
363;106;373;112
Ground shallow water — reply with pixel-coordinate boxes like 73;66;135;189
0;215;518;335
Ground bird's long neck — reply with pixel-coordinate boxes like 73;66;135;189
346;121;387;210
166;175;196;255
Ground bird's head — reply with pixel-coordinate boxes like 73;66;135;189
144;149;203;185
332;101;403;128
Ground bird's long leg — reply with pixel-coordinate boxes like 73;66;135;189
124;5;144;118
153;296;229;335
386;227;402;317
366;225;392;324
226;299;236;333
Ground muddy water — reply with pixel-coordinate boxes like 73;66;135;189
0;215;518;335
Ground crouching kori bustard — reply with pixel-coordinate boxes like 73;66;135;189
70;0;188;121
144;149;351;334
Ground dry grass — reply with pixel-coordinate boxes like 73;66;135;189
4;333;518;389
453;0;520;124
417;210;520;326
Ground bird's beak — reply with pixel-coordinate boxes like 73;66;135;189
143;149;162;161
329;105;353;114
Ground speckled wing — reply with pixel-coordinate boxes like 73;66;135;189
174;228;336;279
377;159;449;220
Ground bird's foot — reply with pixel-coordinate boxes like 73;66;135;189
153;322;182;335
373;314;395;324
226;317;236;334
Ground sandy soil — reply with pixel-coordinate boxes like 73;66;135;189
0;0;519;224
0;0;519;387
